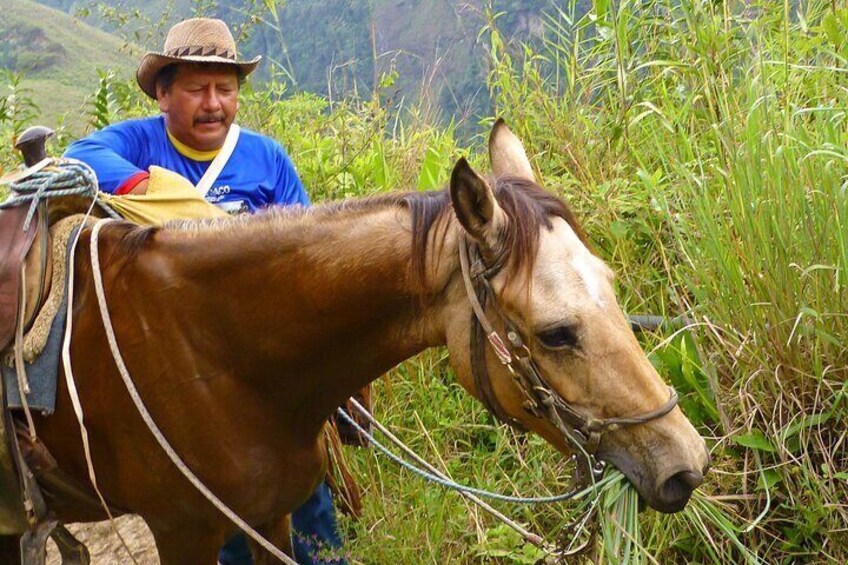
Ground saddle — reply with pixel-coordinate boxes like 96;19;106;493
0;206;33;352
0;131;96;562
0;200;51;536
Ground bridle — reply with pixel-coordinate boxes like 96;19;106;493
458;235;679;483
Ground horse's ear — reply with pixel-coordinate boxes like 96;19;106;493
489;118;535;182
450;157;505;250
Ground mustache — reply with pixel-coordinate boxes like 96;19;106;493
194;114;225;125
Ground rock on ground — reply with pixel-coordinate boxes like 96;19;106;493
46;515;159;564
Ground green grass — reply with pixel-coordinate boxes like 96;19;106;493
1;0;846;562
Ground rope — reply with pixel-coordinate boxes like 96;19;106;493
344;398;552;550
334;407;610;504
88;219;298;565
14;264;37;441
0;159;120;230
61;208;141;564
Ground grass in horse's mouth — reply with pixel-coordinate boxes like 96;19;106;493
574;470;763;564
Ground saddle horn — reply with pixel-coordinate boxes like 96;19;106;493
14;126;54;167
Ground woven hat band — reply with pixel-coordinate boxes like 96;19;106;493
164;45;236;60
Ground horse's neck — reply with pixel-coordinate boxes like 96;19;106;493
151;207;454;434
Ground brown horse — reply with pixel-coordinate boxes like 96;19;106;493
3;121;709;563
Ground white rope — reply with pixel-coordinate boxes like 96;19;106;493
14;264;37;440
335;406;604;504
0;159;120;228
61;206;140;564
88;218;298;565
338;401;614;558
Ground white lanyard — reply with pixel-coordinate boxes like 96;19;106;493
195;124;240;198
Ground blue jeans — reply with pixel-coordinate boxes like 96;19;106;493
218;481;347;564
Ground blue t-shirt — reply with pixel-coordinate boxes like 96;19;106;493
64;115;308;213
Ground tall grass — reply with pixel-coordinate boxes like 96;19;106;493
472;0;848;561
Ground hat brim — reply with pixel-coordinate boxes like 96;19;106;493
136;52;261;99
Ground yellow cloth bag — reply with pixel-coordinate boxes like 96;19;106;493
99;166;228;226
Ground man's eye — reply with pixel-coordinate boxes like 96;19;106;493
536;325;579;350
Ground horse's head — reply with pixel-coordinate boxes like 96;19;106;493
441;120;709;513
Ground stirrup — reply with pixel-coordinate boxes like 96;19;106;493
20;518;56;565
51;524;91;565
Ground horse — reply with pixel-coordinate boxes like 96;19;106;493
1;121;710;563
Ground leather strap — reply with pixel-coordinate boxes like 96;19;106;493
35;204;50;320
470;293;525;431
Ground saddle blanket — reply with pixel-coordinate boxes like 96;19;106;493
1;294;67;414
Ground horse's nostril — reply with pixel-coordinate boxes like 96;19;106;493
658;469;703;510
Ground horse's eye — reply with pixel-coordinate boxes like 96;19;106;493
536;325;580;350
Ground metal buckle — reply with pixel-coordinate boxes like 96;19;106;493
571;428;588;444
592;459;607;478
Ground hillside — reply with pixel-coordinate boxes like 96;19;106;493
0;0;136;132
31;0;570;121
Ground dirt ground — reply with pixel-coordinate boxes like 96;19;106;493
46;515;160;564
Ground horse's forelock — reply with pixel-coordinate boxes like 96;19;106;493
407;177;586;294
495;177;589;287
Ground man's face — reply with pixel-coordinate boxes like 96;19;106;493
157;64;239;151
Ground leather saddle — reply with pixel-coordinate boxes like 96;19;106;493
0;203;41;535
0;203;52;354
0;200;53;535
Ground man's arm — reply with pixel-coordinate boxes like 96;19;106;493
272;144;309;206
124;178;149;194
64;122;151;195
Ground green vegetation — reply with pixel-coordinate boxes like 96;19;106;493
0;0;135;134
2;0;847;563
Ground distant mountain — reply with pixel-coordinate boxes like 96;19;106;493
30;0;571;121
0;0;136;131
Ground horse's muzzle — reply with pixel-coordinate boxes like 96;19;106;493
652;447;711;513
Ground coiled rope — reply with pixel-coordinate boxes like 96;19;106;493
0;158;120;229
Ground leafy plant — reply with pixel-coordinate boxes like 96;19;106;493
0;69;39;143
87;70;120;130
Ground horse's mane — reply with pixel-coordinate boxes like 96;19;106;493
406;177;588;288
117;177;587;288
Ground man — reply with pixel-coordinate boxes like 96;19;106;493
65;17;347;565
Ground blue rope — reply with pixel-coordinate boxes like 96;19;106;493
335;408;609;504
0;159;119;229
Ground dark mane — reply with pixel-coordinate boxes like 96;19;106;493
407;177;587;289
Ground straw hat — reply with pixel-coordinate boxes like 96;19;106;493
136;18;261;99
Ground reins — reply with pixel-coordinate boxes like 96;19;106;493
459;236;679;485
88;219;299;565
